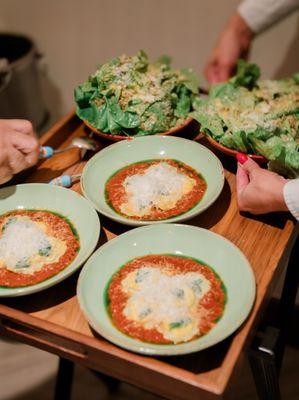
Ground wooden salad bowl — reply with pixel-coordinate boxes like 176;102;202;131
84;116;194;142
204;134;268;163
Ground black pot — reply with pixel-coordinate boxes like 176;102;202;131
0;33;47;130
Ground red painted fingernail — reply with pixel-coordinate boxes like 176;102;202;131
236;152;248;165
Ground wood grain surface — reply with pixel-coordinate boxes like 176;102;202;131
0;112;295;400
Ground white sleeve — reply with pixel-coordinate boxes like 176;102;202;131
238;0;299;33
283;179;299;221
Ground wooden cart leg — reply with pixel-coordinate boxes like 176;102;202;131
249;327;281;400
91;370;121;393
249;225;299;400
54;357;74;400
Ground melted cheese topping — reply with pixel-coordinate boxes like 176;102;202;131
120;162;195;217
0;216;66;275
121;266;211;343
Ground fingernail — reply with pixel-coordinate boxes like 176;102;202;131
236;152;248;165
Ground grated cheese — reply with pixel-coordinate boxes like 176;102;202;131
122;266;211;343
120;162;195;217
0;216;66;275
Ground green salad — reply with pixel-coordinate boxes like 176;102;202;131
192;60;299;177
74;50;199;137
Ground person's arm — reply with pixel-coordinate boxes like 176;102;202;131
239;0;299;34
204;12;254;83
236;153;289;215
283;179;299;220
205;0;299;83
0;119;39;184
236;152;299;221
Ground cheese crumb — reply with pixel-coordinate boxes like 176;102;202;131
120;162;195;217
122;266;211;343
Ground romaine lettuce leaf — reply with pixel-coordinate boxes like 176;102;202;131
74;51;199;136
192;60;299;177
230;59;260;89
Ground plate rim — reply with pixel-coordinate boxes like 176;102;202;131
204;134;268;163
84;116;194;141
77;223;256;356
80;135;225;226
0;183;101;297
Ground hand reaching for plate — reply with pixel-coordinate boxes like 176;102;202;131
236;153;289;215
0;119;39;184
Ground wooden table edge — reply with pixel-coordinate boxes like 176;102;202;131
214;219;298;393
0;303;222;396
0;217;295;397
0;111;296;399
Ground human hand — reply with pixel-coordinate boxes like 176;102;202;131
0;119;39;184
236;153;288;215
204;12;254;84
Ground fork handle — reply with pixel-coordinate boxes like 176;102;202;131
39;146;54;159
49;174;81;188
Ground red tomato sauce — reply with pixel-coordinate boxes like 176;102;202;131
0;210;80;288
107;254;226;344
105;159;207;220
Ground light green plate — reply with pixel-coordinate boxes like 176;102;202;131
0;184;100;297
77;224;256;356
81;136;224;226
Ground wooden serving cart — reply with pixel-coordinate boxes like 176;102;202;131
0;111;298;400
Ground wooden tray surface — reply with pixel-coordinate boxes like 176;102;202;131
0;111;295;400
